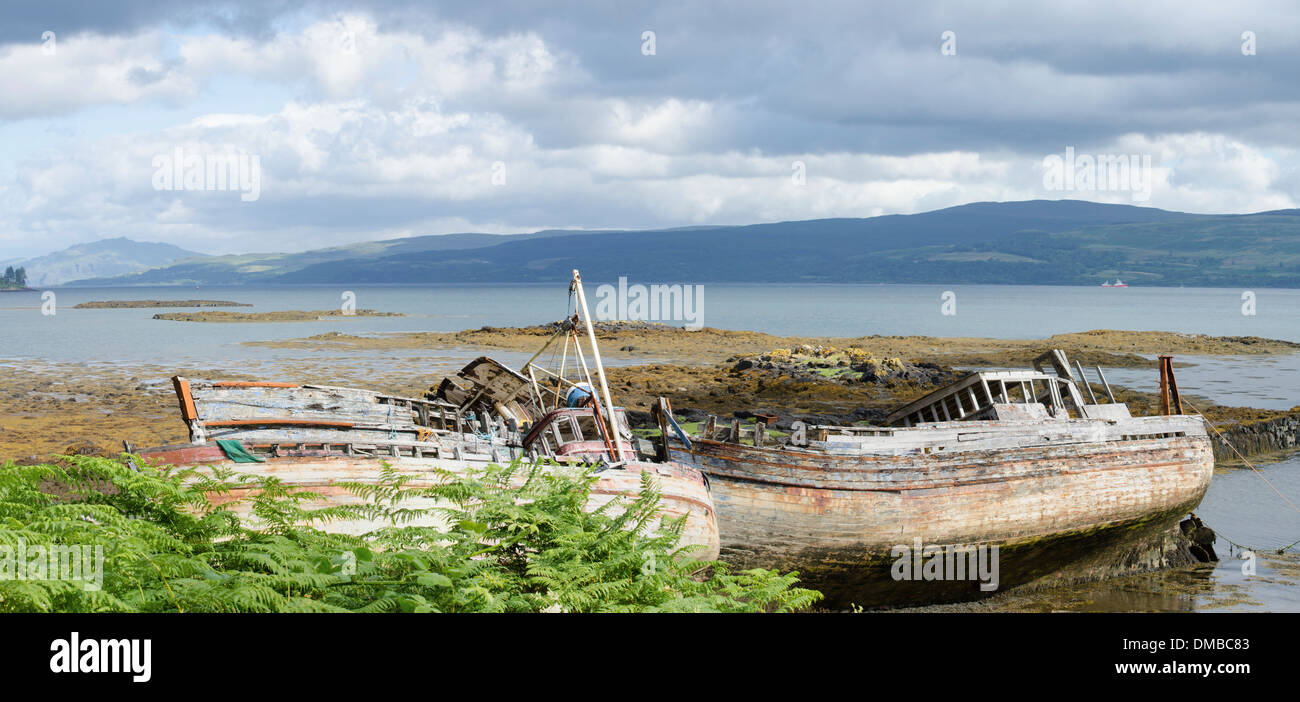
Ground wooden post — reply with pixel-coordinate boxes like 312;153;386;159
652;397;671;461
1170;360;1183;414
171;376;206;444
1159;356;1170;415
1158;355;1183;415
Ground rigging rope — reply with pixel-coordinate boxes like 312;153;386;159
1182;397;1300;554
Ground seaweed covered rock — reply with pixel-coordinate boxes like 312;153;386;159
730;346;956;387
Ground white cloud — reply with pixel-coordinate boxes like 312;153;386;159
2;9;1299;260
0;31;194;119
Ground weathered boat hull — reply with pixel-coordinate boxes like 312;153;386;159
668;415;1213;608
140;443;720;560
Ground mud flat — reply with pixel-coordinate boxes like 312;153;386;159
248;323;1300;366
153;309;402;322
0;358;433;462
74;300;251;309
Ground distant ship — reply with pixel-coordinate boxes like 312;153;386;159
1101;279;1129;287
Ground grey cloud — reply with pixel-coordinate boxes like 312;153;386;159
0;0;317;43
127;57;181;86
9;1;1300;154
5;0;1300;258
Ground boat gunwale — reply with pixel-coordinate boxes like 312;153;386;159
675;443;1211;493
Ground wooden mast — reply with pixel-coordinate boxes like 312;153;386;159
571;269;626;461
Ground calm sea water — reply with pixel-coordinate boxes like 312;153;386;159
2;282;1298;611
963;454;1300;613
2;282;1298;364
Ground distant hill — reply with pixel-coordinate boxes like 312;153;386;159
67;230;577;286
13;237;202;286
268;200;1206;284
64;200;1300;287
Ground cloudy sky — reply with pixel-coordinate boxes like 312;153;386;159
3;0;1300;259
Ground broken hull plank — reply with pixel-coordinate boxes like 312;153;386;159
668;415;1214;608
190;385;417;423
138;447;720;560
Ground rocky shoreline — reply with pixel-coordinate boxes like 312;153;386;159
3;324;1298;464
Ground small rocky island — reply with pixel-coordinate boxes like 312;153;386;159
153;309;403;322
74;300;252;309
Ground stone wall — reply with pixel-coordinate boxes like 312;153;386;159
1211;413;1300;463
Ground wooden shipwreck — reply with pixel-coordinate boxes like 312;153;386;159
655;351;1214;608
137;271;719;558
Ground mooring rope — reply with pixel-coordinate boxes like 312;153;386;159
1182;397;1300;554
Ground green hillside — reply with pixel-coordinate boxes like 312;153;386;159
65;231;575;286
61;201;1300;287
